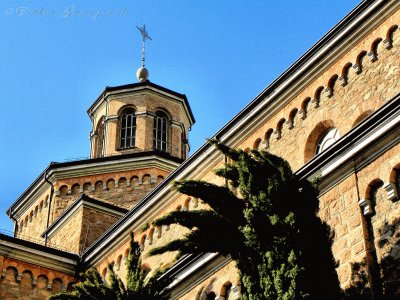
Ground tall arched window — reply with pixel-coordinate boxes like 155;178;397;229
120;108;136;149
154;111;168;152
315;128;340;154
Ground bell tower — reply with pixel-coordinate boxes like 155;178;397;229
88;26;195;160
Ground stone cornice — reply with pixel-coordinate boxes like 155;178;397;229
213;0;399;150
7;152;182;220
0;233;78;275
87;81;195;127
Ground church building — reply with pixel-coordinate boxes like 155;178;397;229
1;0;400;299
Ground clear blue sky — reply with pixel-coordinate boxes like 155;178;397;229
0;0;360;232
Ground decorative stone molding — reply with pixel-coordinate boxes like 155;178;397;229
367;51;377;62
32;277;37;286
324;87;333;98
338;76;347;87
16;273;22;282
150;177;157;184
260;140;269;149
67;189;72;195
383;38;392;49
358;198;373;216
352;63;361;74
286;120;294;130
298;109;307;120
273;129;281;140
102;183;107;190
232;285;241;299
1;269;6;279
311;98;319;108
383;182;398;202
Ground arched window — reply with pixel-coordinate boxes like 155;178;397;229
120;108;136;149
154;111;168;152
315;128;340;154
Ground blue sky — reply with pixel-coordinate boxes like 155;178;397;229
0;0;360;232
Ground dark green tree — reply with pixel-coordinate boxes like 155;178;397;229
149;141;341;299
49;233;169;300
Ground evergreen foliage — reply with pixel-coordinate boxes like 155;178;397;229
49;233;169;300
149;140;341;299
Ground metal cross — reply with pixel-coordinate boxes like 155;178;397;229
136;25;152;67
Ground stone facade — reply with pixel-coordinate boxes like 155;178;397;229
3;1;400;299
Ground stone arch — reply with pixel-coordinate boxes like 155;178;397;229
24;216;28;227
184;197;191;211
124;248;130;258
29;211;33;222
176;204;182;211
264;128;274;149
36;274;49;289
365;179;385;207
275;118;286;140
4;266;18;282
106;179;115;190
313;86;324;107
287;108;298;129
253;138;262;150
36;274;48;289
83;182;92;193
156;225;162;238
20;270;33;288
40;200;44;211
142;174;151;185
59;185;68;197
157;175;164;184
220;281;234;299
118;177;127;188
95;180;104;192
52;278;64;293
101;267;107;278
370;37;383;60
45;195;49;207
354;50;367;74
71;183;80;196
352;110;374;127
116;254;123;269
131;175;139;186
94;116;105;158
140;234;147;250
300;97;311;119
304;120;335;163
34;205;38;217
327;74;338;96
341;62;352;85
385;25;398;48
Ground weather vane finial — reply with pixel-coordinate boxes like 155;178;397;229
136;24;152;68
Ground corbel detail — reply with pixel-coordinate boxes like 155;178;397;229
367;51;377;62
324;87;333;98
273;130;281;140
358;198;373;216
352;64;361;75
383;38;392;50
311;98;319;108
298;109;307;120
383;182;398;202
338;76;347;87
286;120;294;129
